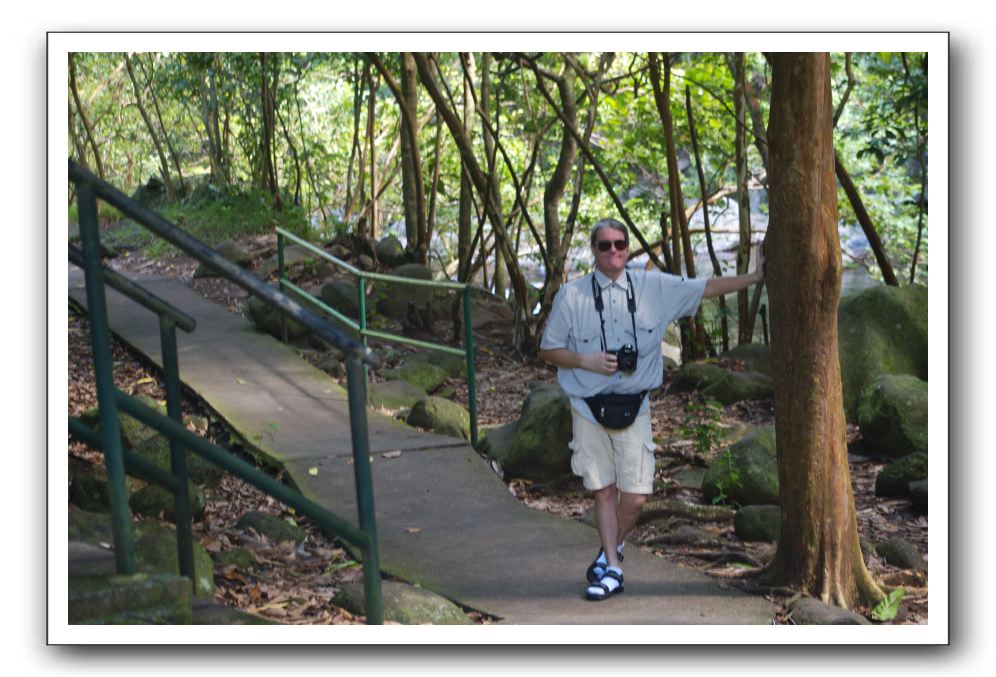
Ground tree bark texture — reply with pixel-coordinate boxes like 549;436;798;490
765;52;884;610
733;53;755;344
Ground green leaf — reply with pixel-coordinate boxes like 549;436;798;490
871;587;905;621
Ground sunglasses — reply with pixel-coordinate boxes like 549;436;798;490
595;239;628;252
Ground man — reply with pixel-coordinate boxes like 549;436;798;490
538;218;764;601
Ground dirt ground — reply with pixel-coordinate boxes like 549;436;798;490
67;237;928;624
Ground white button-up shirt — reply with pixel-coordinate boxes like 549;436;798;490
540;266;707;425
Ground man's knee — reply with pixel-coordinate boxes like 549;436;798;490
619;492;647;511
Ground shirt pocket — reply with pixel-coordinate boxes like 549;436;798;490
573;322;603;354
634;317;663;357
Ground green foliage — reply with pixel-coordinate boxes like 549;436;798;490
709;447;742;507
870;587;905;622
676;397;725;456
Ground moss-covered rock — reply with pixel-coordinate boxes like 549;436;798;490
857;374;928;458
909;479;928;513
193;239;252;278
375;235;406;267
875;451;927;498
495;384;573;483
720;343;773;377
383;361;449;393
68;508;115;544
212;548;258;571
236;510;307;544
257;244;320;279
838;284;927;420
368;380;427;411
678;361;773;405
69;571;193;625
406;396;471;440
83;395;167;449
333;580;471;624
702;426;779;506
320;280;369;321
403;350;468;379
129;483;206;522
374;263;445;321
133;522;215;598
734;504;781;542
788;597;872;625
130;434;225;489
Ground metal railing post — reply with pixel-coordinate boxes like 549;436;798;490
277;232;288;344
356;275;369;387
77;182;136;574
159;315;195;584
345;355;383;624
463;287;478;448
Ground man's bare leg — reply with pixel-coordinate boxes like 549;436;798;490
593;484;621;568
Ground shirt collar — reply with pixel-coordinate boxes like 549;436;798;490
593;268;627;289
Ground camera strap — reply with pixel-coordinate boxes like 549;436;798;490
591;272;638;354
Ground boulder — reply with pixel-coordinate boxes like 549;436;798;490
83;395;166;449
131;434;225;489
403;350;468;379
333;580;471;625
328;244;352;260
68;508;115;544
129;483;207;522
69;571;193;625
212;548;258;571
130;176;167;207
788;597;871;625
236;510;307;544
193;239;252;278
257;245;322;279
678;361;773;405
462;287;515;332
720;343;773;377
874;451;927;498
133;522;215;598
487;384;573;483
368;380;427;411
838;284;927;420
857;374;928;458
319;280;369;321
382;361;449;393
702;426;779;506
406;397;471;440
247;295;310;341
875;538;926;571
375;263;442;321
733;504;781;542
375;235;406;267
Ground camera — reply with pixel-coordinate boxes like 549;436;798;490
611;344;638;373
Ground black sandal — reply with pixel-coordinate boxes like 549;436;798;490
585;548;624;584
585;569;624;601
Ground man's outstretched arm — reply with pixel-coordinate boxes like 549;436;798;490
703;241;765;298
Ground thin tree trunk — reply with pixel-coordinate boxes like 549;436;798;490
481;53;509;297
344;56;364;225
834;152;900;286
902;53;927;284
276;106;302;205
398;52;422;258
427;113;443;239
686;85;729;353
733;52;755;344
139;55;186;194
765;52;885;610
124;53;174;196
69;53;105;180
457;52;476;283
366;62;378;238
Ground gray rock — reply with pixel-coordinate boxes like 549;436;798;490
909;479;928;513
320;280;368;320
369;380;427;410
375;235;406;267
788;597;871;625
672;467;706;490
247;295;310;341
403;350;468;379
357;254;375;271
68;509;115;544
257;245;321;279
375;263;443;321
70;571;193;625
702;426;779;506
490;384;573;483
329;244;352;260
876;538;926;571
733;504;781;542
193;239;252;278
875;451;927;498
316;356;344;378
857;374;928;458
333;580;470;625
236;510;307;544
212;548;258;571
407;396;470;440
838;284;927;420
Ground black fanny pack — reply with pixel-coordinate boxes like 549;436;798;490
583;391;647;430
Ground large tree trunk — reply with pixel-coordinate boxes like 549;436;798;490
765;52;884;610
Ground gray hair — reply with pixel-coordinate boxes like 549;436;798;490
589;218;628;247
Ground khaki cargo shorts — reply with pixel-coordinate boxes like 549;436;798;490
568;409;655;494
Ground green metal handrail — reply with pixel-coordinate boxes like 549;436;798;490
275;227;479;446
68;159;384;623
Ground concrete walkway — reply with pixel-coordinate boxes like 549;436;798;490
69;264;774;624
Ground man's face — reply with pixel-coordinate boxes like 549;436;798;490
591;226;628;279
